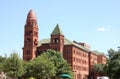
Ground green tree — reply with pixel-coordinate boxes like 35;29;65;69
92;64;106;75
0;56;6;72
42;49;73;78
92;49;120;79
24;52;55;79
32;55;55;79
23;60;34;78
3;53;24;79
107;49;120;79
24;49;73;79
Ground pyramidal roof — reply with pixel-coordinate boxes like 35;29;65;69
51;24;64;35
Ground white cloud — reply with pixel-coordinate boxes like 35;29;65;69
97;25;110;32
97;27;106;32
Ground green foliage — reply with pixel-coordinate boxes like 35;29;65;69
24;54;55;79
0;63;3;72
23;60;34;78
0;56;6;63
92;49;120;79
2;53;24;78
27;77;36;79
42;49;73;77
92;64;106;75
106;49;120;79
1;49;73;79
24;49;73;79
0;56;6;72
32;55;55;79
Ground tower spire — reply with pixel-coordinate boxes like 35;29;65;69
26;9;37;23
23;9;38;61
51;24;64;35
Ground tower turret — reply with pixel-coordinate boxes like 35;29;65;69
23;9;38;61
50;24;64;53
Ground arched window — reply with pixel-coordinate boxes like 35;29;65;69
27;38;31;42
52;39;55;43
56;39;59;43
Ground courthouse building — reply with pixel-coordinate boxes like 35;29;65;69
23;10;107;79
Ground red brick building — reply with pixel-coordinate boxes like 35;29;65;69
23;10;107;79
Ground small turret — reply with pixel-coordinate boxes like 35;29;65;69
51;24;64;53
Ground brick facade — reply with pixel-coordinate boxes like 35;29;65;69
23;10;107;79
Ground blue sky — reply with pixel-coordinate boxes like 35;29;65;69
0;0;120;57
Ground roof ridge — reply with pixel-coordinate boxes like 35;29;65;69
38;38;90;52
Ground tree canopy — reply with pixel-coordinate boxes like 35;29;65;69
0;56;6;72
106;49;120;79
92;49;120;79
0;50;73;79
30;54;55;79
42;49;73;77
2;53;24;79
24;49;73;79
92;64;106;75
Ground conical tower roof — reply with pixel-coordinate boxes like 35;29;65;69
26;9;37;23
51;24;64;35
